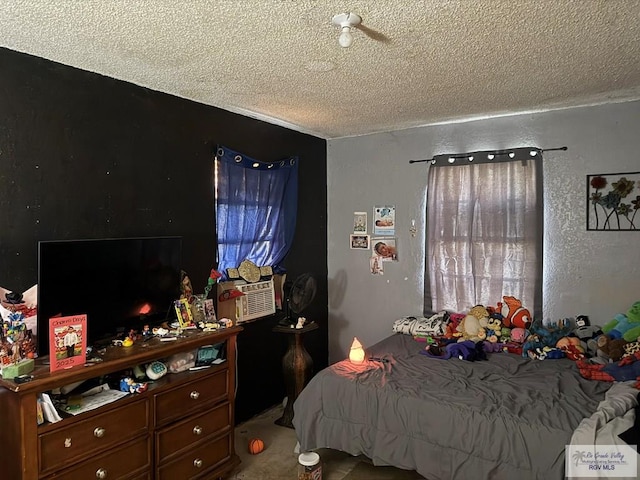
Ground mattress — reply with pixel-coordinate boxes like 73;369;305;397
293;333;612;480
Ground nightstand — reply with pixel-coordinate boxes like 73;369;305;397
272;321;319;428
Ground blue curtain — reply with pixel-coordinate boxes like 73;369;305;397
215;146;298;278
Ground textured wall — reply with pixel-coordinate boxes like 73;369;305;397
327;101;640;363
0;47;328;423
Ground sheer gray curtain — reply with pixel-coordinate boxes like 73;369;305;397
424;156;542;316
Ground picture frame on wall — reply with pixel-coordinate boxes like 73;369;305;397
587;171;639;231
353;212;367;233
373;205;395;235
372;237;398;261
350;234;370;249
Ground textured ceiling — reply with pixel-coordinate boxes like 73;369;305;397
1;1;640;139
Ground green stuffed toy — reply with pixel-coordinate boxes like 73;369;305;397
602;301;640;342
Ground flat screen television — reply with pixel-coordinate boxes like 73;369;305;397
37;236;182;356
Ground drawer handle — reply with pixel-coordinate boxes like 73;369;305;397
95;468;108;479
193;425;203;435
93;427;106;438
193;458;203;468
190;390;200;400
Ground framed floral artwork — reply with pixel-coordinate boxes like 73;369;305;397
587;172;639;231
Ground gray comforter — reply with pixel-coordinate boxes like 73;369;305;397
293;333;613;480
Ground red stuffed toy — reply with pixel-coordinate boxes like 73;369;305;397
501;296;532;329
444;312;465;339
577;351;640;389
556;336;586;360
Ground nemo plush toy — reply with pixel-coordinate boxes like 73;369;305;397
501;296;532;329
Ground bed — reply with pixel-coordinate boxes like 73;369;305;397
293;333;638;480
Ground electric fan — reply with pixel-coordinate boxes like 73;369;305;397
280;273;317;325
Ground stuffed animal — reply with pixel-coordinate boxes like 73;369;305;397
510;327;528;344
502;327;528;354
622;338;640;358
501;296;532;329
596;335;628;362
444;313;465;339
556;336;584;351
456;314;487;343
561;344;585;361
500;327;512;342
484;317;503;343
574;315;602;341
482;341;504;353
421;343;447;358
577;351;640;388
522;333;545;358
602;301;640;342
421;340;487;361
529;318;572;349
530;346;565;360
468;305;490;322
393;312;450;338
444;321;461;340
486;303;504;323
602;313;635;340
556;337;586;360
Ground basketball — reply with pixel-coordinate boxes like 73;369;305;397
248;438;265;455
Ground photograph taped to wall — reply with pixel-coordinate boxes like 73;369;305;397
587;171;639;231
373;205;395;235
350;234;370;249
353;211;367;233
370;255;384;275
372;237;398;262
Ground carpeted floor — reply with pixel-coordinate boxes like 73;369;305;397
230;404;426;479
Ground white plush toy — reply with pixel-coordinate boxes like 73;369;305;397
457;314;487;342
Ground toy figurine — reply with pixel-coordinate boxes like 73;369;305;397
120;377;148;394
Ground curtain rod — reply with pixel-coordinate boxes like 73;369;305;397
409;146;568;164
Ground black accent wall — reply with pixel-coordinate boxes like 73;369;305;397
0;47;328;424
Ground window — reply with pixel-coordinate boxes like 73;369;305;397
214;146;298;277
424;152;542;316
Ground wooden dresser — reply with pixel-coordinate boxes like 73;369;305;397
0;326;242;480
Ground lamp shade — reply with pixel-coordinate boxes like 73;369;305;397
349;337;365;364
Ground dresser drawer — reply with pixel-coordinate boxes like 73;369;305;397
155;369;228;425
126;472;152;480
44;436;150;480
156;401;231;462
157;434;231;480
39;397;149;474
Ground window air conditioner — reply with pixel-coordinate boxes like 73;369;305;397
232;279;276;324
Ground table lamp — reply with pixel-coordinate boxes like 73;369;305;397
349;337;365;364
